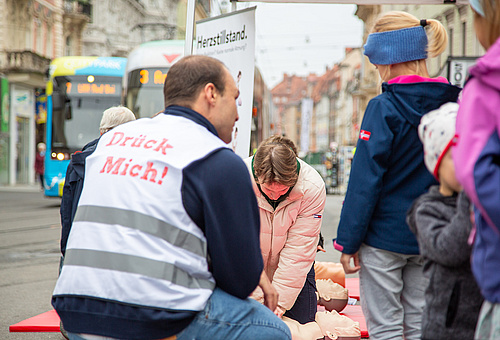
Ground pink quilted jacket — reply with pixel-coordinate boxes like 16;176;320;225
245;157;326;310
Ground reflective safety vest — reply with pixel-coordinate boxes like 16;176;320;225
53;113;228;312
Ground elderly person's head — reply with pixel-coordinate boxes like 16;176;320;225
253;135;299;200
99;106;136;135
37;142;46;153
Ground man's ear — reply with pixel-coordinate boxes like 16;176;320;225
204;83;217;106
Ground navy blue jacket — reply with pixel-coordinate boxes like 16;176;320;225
334;81;461;255
60;138;98;256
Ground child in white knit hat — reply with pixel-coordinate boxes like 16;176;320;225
406;102;483;340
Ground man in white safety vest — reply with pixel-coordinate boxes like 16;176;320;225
52;55;292;340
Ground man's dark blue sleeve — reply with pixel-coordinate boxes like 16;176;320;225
182;148;263;299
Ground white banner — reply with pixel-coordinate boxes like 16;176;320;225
195;7;256;158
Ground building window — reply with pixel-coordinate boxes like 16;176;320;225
462;21;467;55
36;18;42;54
25;20;32;50
46;24;52;58
65;36;72;56
449;28;454;57
445;10;455;57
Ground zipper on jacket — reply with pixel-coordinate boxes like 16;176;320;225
267;211;275;269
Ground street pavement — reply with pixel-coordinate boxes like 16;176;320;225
0;185;65;339
0;185;348;339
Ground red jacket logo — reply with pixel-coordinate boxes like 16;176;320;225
360;130;371;141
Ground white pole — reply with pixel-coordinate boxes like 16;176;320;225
184;0;196;56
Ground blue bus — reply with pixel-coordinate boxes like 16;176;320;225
44;56;127;197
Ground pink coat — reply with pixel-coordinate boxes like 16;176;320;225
245;157;326;310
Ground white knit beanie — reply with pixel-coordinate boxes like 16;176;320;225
418;102;458;179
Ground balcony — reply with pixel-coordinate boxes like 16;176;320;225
0;50;51;75
64;0;92;16
63;0;91;26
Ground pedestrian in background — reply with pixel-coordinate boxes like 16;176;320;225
52;55;290;340
407;103;483;340
453;0;500;338
35;142;46;191
333;11;461;340
245;135;326;324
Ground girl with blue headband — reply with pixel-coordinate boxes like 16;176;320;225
453;0;500;338
333;11;461;340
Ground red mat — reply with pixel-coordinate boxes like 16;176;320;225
11;306;369;338
341;304;368;338
345;277;360;300
9;309;60;332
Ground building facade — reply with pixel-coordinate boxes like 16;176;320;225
311;65;339;152
252;67;273;153
0;0;210;187
81;0;211;58
271;73;320;149
0;0;81;186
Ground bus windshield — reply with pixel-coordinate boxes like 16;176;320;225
51;75;122;155
126;67;168;117
124;40;184;117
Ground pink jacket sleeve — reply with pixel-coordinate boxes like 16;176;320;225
453;80;500;231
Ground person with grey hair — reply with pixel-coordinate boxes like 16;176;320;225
59;106;136;257
99;106;136;135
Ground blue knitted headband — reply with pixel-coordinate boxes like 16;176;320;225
363;26;428;65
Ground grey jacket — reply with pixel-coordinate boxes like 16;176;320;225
406;186;483;340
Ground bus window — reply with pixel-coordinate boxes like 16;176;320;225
51;75;122;158
126;68;168;117
123;40;184;118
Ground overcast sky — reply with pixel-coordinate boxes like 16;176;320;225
235;3;364;89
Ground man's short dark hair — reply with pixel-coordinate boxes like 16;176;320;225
164;55;227;109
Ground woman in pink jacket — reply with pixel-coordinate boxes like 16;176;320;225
453;0;500;337
245;135;326;324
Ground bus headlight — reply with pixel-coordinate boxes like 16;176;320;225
51;152;69;160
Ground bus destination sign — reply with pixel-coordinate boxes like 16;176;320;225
66;81;118;95
139;69;168;86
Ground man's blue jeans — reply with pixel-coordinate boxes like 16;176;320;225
177;287;291;340
67;287;291;340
